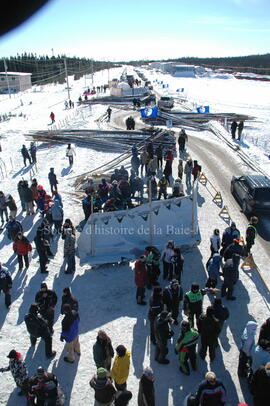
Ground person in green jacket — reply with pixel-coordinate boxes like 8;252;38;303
183;283;215;328
175;320;199;375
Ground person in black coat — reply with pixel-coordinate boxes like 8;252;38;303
114;389;133;406
249;363;270;406
148;286;163;345
35;282;57;333
0;263;12;308
245;216;258;255
171;247;184;282
223;239;244;261
163;279;183;325
231;121;237;139
138;367;155;406
221;222;240;253
24;304;56;358
258;317;270;343
154;310;174;364
34;227;49;273
221;254;240;300
61;287;78;314
29;142;37;164
212;297;229;332
48;168;58;194
197;306;221;362
155;145;163;169
21;144;31;166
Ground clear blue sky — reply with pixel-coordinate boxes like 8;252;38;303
0;0;269;61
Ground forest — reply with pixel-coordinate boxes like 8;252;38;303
0;54;116;85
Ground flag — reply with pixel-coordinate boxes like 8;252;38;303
140;106;158;118
197;105;210;113
176;88;184;92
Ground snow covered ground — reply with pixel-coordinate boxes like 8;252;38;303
145;68;270;177
0;66;269;405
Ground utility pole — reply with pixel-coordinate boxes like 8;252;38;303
3;59;11;99
64;58;70;100
91;59;94;87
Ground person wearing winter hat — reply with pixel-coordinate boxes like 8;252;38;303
28;366;59;405
194;371;226;406
0;350;28;396
60;303;81;363
93;330;114;371
238;320;258;377
221;222;240;253
110;345;131;390
197;306;221;362
61;287;79;314
154;310;174;364
90;367;116;405
183;283;214;328
138;367;155;406
24;303;56;359
114;389;133;406
175;320;199;375
35;282;58;334
163;279;183;325
148;286;164;345
249;361;270;406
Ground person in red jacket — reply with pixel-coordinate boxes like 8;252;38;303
50;111;55;124
192;160;201;181
134;255;148;305
13;232;32;270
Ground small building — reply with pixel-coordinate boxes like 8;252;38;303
0;72;32;93
110;81;149;97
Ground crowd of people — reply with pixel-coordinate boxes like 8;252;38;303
81;133;203;222
0;126;267;406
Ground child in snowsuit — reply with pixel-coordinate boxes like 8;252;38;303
0;349;28;396
175;320;199;375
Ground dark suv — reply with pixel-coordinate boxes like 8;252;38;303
231;173;270;214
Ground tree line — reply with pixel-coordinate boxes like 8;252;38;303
0;54;117;85
128;53;270;75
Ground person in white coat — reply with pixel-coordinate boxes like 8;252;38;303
66;144;76;166
160;240;175;280
210;229;220;257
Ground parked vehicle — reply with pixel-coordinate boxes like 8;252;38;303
158;96;174;110
231;173;270;214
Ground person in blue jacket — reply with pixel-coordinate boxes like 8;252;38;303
60;304;81;363
205;254;222;288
